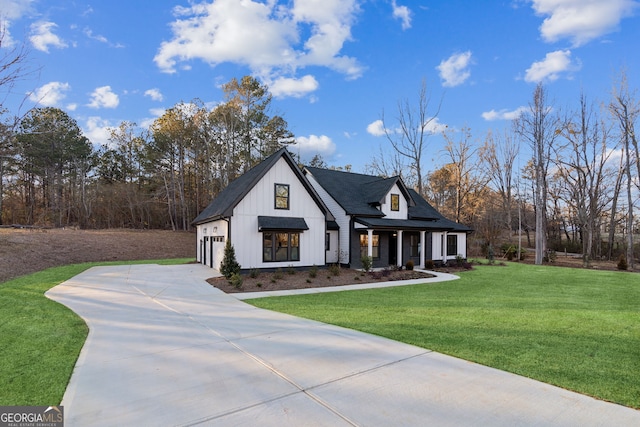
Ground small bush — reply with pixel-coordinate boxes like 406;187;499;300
249;268;259;278
354;276;360;281
425;259;435;269
391;264;402;271
256;283;262;287
455;254;464;267
463;262;473;270
329;264;341;276
229;273;243;289
273;268;283;280
309;265;318;278
287;265;296;275
306;279;312;283
361;255;373;272
381;267;391;277
406;260;414;270
617;254;628;271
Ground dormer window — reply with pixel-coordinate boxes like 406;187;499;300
391;194;400;211
275;184;289;209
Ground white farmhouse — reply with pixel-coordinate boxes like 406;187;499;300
193;148;471;271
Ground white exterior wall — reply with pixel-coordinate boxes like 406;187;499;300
326;230;339;263
232;157;326;269
380;183;409;219
306;172;351;264
196;219;228;268
432;231;467;262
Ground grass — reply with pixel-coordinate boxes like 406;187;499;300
248;262;640;409
0;258;193;406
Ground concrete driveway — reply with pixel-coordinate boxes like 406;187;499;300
46;264;640;426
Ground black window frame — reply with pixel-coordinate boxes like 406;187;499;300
390;193;400;211
360;233;380;259
274;183;290;210
263;231;300;262
446;234;458;257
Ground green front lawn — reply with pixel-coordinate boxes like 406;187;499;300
248;263;640;409
0;258;192;406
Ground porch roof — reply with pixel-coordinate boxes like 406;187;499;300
354;216;469;232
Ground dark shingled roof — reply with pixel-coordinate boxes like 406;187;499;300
192;148;332;226
258;216;309;231
407;189;473;232
304;167;413;216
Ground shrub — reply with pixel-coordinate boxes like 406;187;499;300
287;265;295;275
309;265;318;278
329;264;341;276
617;254;628;271
229;273;243;289
405;260;414;270
455;254;464;267
249;268;259;278
273;268;283;280
425;259;435;269
361;255;373;272
306;279;312;283
381;267;391;277
220;240;241;279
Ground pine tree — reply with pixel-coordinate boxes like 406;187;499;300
220;239;241;278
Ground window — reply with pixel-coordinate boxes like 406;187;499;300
274;184;289;209
360;233;379;259
263;231;300;262
446;234;458;256
391;194;400;211
325;233;330;251
410;234;420;257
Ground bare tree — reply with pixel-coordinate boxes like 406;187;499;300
479;128;520;231
380;79;443;196
442;126;489;224
609;71;639;268
516;84;561;265
555;94;614;266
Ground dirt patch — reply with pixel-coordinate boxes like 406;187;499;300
0;228;195;283
208;268;435;293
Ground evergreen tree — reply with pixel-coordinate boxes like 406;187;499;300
220;239;241;278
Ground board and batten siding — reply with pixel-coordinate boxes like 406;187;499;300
306;172;350;264
431;231;467;263
232;157;326;269
380;183;409;219
196;219;228;268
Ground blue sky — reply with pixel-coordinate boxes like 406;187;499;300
2;0;639;172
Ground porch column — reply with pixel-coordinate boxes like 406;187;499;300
420;230;426;268
442;231;448;264
367;229;373;258
396;230;403;267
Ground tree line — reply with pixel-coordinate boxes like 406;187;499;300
0;76;294;230
367;75;639;267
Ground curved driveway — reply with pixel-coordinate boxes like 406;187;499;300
46;264;640;426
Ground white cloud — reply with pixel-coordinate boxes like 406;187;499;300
436;51;473;87
531;0;639;46
28;82;71;106
29;21;67;53
367;117;446;136
291;134;336;161
267;75;319;98
392;1;412;30
0;0;36;46
83;116;113;147
482;106;527;121
367;119;387;136
144;88;164;102
424;117;448;134
154;0;363;96
524;49;580;83
88;86;119;109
